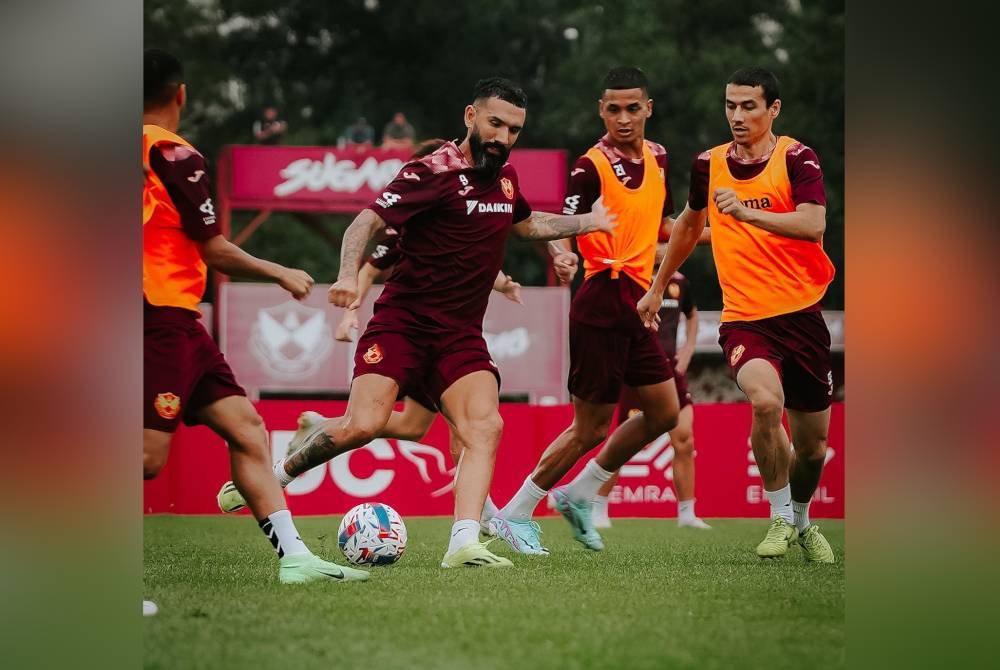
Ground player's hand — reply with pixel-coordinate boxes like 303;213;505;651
335;309;359;342
499;275;524;304
675;345;694;375
552;251;579;285
328;278;360;309
712;188;752;221
589;196;619;235
637;289;663;332
278;268;314;300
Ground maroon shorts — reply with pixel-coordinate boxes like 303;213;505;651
144;305;246;433
353;317;499;411
718;308;833;412
568;318;673;404
616;365;691;425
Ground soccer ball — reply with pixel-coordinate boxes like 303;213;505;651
337;502;408;565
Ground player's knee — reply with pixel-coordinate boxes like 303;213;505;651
575;422;609;451
228;411;269;455
646;411;677;437
796;435;828;464
456;413;503;454
749;390;784;422
672;430;694;457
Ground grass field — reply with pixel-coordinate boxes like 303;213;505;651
144;516;844;670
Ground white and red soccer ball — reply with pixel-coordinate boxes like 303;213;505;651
337;502;408;565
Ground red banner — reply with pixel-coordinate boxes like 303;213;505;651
144;402;843;519
221;145;567;213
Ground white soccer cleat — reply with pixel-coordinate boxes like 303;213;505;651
678;517;712;530
143;600;158;616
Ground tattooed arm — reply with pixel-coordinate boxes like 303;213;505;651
328;208;387;308
511;195;617;241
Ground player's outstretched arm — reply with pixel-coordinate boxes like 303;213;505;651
329;208;387;308
511;196;617;241
198;235;313;299
638;205;706;331
333;263;386;342
713;188;825;241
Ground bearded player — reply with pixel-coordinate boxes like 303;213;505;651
638;67;836;562
489;67;683;554
143;48;368;586
235;78;615;569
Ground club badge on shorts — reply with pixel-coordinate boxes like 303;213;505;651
500;177;514;200
729;344;746;367
667;282;681;298
363;343;384;364
154;392;181;420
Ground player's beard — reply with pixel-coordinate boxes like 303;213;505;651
469;127;509;182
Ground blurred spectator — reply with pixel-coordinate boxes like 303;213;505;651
252;106;287;145
340;116;375;151
381;112;415;151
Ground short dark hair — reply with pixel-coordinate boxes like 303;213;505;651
472;77;527;108
727;67;780;107
144;48;184;109
602;67;650;97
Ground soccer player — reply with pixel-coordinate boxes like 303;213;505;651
638;67;837;562
247;77;615;569
594;270;711;530
489;66;682;554
143;48;368;585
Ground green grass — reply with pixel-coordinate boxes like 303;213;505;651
144;516;844;670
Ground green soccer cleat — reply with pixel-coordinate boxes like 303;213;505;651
217;480;246;513
755;517;799;558
278;552;370;584
797;525;836;563
551;486;604;551
440;539;513;568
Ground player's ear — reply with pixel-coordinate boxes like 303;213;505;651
177;83;187;110
464;104;475;129
770;98;781;120
646;98;653;117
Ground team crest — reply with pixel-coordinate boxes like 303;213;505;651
500;177;514;200
154;392;181;420
667;283;681;298
363;343;384;364
730;344;746;367
249;300;333;381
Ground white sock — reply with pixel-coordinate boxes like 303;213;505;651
447;519;481;554
677;499;696;524
593;495;609;517
273;458;294;488
564;459;614;503
793;500;811;532
500;476;548;521
482;495;499;521
765;484;794;523
258;509;310;558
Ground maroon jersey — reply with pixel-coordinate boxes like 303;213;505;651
564;136;674;329
148;144;222;242
367;141;532;334
656;272;695;357
366;227;402;270
688;139;826;210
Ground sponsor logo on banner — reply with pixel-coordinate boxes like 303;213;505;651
608;433;678;505
274;154;405;197
249;301;333;380
483;327;530;361
745;437;837;505
272;432;457;499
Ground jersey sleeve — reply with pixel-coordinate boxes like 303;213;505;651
368;161;439;229
687;152;711;211
561;156;600;216
366;229;402;270
786;144;827;206
148;144;221;241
